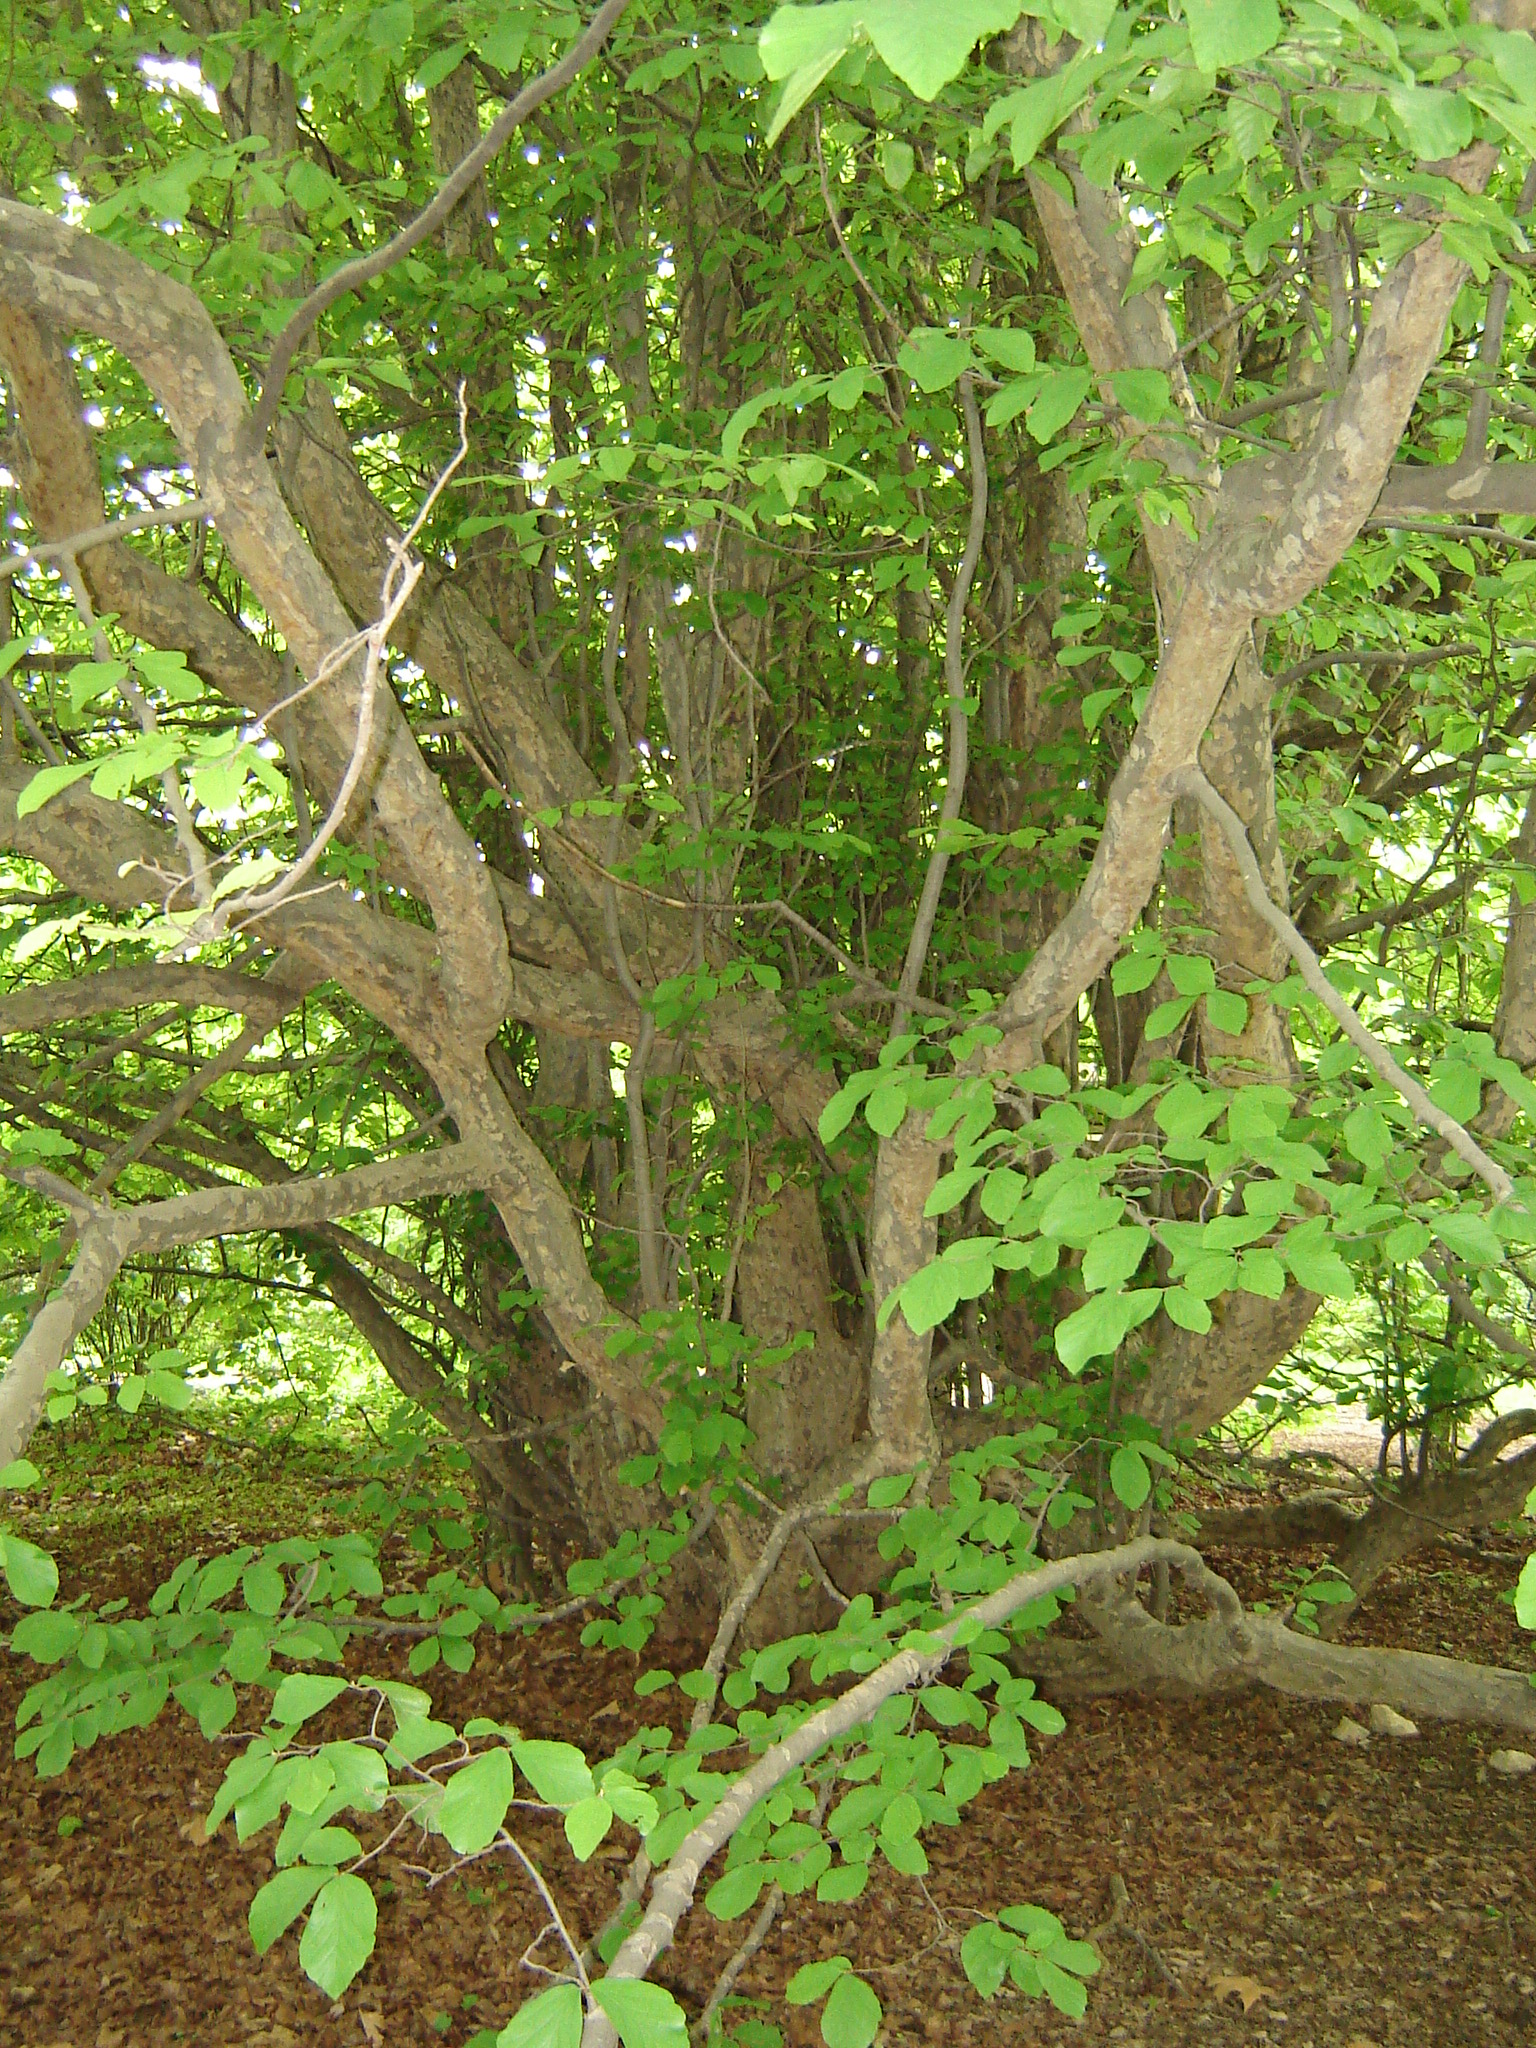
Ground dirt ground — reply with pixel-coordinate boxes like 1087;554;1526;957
2;1434;1533;2048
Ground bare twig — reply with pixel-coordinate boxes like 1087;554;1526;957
211;388;471;938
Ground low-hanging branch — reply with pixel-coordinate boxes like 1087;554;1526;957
579;1531;1536;2046
0;497;210;581
0;1142;496;1468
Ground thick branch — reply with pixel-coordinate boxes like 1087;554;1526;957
0;964;290;1036
1014;1586;1536;1737
989;218;1482;1063
0;499;210;580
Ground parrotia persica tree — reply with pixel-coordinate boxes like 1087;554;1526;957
6;0;1536;2039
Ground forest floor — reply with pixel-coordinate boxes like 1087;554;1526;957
1;1423;1533;2048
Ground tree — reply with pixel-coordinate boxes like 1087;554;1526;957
4;1;1536;2040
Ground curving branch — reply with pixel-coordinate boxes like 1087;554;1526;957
0;1142;493;1466
988;159;1494;1067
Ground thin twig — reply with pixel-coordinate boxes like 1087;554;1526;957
1168;765;1517;1205
250;0;634;441
213;388;471;939
894;372;988;1029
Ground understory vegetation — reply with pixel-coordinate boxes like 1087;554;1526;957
3;1;1536;2043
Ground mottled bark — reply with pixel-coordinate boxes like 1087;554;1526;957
737;1174;865;1485
1131;1285;1321;1439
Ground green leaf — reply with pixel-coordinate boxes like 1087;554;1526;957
977;327;1036;374
15;760;96;816
367;1;413;49
896;1260;963;1335
1236;1248;1286;1300
271;1674;349;1727
817;1862;869;1903
564;1795;613;1862
1515;1553;1536;1632
1111;948;1163;996
1165;954;1215;999
513;1739;593;1807
1141;997;1193;1043
1036;1955;1089;2017
1227;97;1277;160
1154;1080;1221;1141
10;1605;77;1658
1108;368;1172;421
880;1790;922;1840
897;328;975;393
1054;1288;1161;1374
1204;989;1249;1036
706;1862;770;1919
0;1532;58;1609
496;1983;584;2048
298;1873;376;2000
1388;84;1474;161
145;1368;193;1412
880;138;915;189
414;41;469;91
759;5;860;143
1080;1225;1150;1293
961;1920;1014;1999
439;1748;515;1855
1435;1211;1505;1269
985;375;1040;429
1108;1444;1151;1512
243;1561;286;1615
0;1458;40;1489
828;365;872;409
249;1866;327;1954
1182;0;1281;72
865;1081;908;1137
988;61;1096;170
787;1957;852;2005
1079;686;1121;734
590;1979;688;2048
867;1471;915;1510
865;0;1023;100
1281;1240;1355;1300
820;1972;882;2048
1027;367;1093;442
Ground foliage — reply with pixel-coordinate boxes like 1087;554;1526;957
4;0;1536;2037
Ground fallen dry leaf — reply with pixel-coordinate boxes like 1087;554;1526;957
359;2013;386;2046
1213;1974;1274;2013
1344;2036;1381;2048
1365;1877;1388;1895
